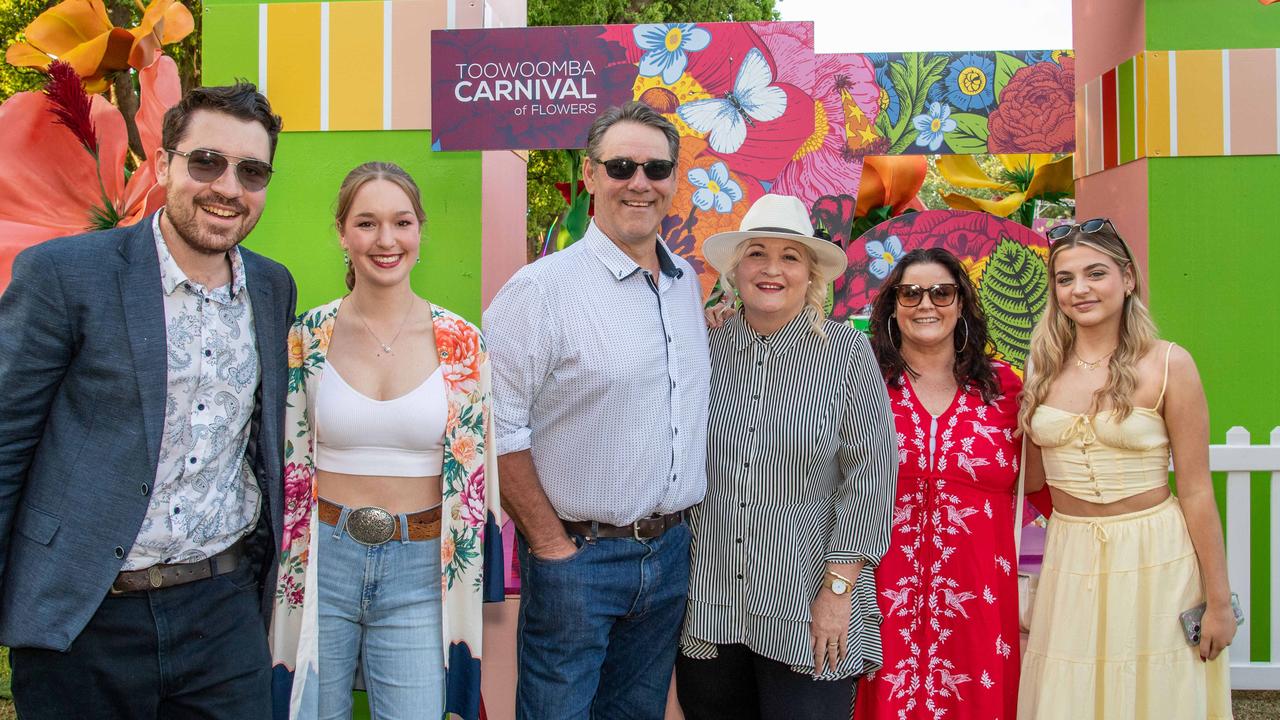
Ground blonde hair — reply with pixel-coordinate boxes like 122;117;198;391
334;162;427;290
1018;225;1160;433
720;237;829;338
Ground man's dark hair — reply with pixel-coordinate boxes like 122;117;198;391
585;101;680;163
161;81;284;162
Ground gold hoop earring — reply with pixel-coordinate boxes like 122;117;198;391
887;314;899;347
957;316;969;354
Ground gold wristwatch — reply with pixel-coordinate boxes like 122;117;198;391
823;570;852;596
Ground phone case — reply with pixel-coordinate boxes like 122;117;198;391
1179;592;1244;645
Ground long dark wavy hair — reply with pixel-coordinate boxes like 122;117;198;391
868;247;1002;404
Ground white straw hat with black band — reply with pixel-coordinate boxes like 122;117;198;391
702;194;849;284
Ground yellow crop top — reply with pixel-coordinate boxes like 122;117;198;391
1028;343;1174;503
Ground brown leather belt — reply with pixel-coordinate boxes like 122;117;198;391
111;541;244;595
319;498;441;544
562;511;684;540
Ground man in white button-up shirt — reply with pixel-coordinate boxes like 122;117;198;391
485;102;711;720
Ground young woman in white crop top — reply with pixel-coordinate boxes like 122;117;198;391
1015;219;1233;719
268;163;501;720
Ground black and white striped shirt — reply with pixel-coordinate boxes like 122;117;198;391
681;309;898;679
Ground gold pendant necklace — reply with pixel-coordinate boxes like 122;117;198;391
1074;348;1116;371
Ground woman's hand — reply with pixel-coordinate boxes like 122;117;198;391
809;587;852;675
704;297;736;329
1198;601;1236;661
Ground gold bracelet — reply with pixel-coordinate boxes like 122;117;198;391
826;568;855;585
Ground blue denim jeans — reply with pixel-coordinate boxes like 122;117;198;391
516;522;691;720
317;506;443;720
11;553;270;719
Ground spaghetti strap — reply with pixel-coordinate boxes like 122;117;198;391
1155;342;1176;409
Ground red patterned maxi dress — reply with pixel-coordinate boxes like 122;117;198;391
854;362;1023;720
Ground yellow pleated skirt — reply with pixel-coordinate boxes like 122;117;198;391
1018;496;1233;719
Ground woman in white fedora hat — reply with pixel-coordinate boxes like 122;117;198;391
675;194;898;719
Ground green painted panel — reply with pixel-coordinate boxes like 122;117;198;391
1117;58;1136;165
202;3;259;85
1146;0;1280;50
1148;155;1280;662
204;0;484;324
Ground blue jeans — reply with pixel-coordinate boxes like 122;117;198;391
11;553;271;719
516;523;691;720
317;507;443;720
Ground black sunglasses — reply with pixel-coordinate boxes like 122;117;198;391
593;157;676;181
1046;217;1113;242
894;283;959;307
167;148;274;192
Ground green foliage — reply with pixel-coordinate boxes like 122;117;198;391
943;112;988;154
0;0;202;105
978;238;1047;371
524;0;779;257
878;53;948;154
0;0;52;101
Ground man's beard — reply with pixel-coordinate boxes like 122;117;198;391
166;192;258;255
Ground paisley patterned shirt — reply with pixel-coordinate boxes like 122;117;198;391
123;211;261;570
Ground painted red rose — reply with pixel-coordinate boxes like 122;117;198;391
987;58;1074;153
282;462;314;551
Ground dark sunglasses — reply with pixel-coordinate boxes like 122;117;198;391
593;157;676;181
1046;217;1113;242
167;148;274;192
894;283;959;307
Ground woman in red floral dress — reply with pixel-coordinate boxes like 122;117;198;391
854;248;1022;720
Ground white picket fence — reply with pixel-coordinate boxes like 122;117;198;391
1215;426;1280;690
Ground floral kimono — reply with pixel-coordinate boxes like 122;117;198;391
269;297;503;720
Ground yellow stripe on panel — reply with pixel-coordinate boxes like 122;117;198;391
1175;50;1224;157
1136;52;1147;159
391;0;446;129
329;1;384;130
267;3;323;131
1145;51;1171;158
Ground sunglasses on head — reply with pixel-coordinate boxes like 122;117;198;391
894;283;959;307
593;157;676;181
1046;217;1113;242
167;148;274;192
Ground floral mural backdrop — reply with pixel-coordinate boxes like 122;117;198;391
433;21;1073;313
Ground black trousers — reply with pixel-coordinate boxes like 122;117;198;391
675;643;856;720
11;556;271;720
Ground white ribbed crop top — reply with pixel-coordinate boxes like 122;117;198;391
315;363;446;476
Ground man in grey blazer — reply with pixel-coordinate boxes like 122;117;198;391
0;83;295;718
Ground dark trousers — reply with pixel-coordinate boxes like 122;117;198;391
675;643;856;720
11;556;271;720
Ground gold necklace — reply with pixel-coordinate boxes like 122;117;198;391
1074;347;1116;371
351;298;415;356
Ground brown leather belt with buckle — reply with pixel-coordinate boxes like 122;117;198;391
318;498;442;545
111;541;245;595
562;511;684;540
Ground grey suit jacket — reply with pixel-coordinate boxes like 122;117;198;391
0;214;297;650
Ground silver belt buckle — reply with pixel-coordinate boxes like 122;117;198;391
345;506;397;545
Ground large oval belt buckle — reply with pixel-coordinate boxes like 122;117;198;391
346;506;397;545
148;566;164;589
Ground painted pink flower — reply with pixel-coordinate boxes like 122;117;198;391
281;462;313;551
436;317;481;394
451;434;477;468
771;53;880;208
460;466;486;528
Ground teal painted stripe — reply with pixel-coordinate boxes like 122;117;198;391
203;3;260;86
1118;58;1137;164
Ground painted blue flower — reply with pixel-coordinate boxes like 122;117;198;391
634;23;712;85
688;162;743;214
865;53;890;65
943;52;996;111
911;102;957;152
1022;50;1053;65
875;64;900;125
866;235;905;279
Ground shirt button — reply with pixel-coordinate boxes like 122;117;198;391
735;538;743;544
204;349;212;357
756;360;763;367
671;474;677;482
197;403;205;411
189;457;197;464
739;502;746;508
752;395;760;401
114;546;125;559
140;483;149;496
743;461;750;468
748;427;755;433
736;574;744;580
